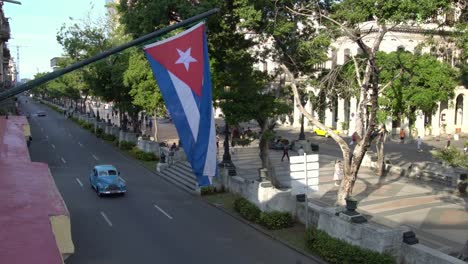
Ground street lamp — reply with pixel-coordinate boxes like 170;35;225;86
218;86;236;175
298;96;307;140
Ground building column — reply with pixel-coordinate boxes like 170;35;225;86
462;93;468;133
446;98;456;135
337;98;345;132
432;102;441;136
304;99;312;128
324;98;333;127
348;97;357;136
293;97;301;128
415;110;425;138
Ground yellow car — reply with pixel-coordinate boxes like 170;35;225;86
313;127;339;137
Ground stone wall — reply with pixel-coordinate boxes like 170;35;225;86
219;170;467;264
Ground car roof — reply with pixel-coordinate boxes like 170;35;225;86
94;165;117;171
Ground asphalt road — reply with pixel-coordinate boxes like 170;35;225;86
22;98;319;264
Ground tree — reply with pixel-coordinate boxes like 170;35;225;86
117;0;289;176
378;50;458;125
124;48;165;140
240;0;453;204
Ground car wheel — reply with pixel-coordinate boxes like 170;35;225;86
96;187;102;197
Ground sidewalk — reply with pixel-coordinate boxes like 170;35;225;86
272;126;468;256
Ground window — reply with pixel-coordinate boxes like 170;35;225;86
108;170;117;176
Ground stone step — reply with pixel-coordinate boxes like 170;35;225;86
158;162;197;193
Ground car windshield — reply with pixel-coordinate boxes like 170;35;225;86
98;170;118;176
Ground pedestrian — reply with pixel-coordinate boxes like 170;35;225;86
400;129;405;144
170;142;177;151
446;134;451;149
281;144;290;162
297;146;305;156
417;136;422;152
350;131;357;146
333;160;343;186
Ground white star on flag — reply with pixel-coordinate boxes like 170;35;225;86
175;48;197;71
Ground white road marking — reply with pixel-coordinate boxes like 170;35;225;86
68;133;72;137
154;204;173;220
51;144;55;149
61;157;66;164
46;135;49;139
100;211;113;227
92;154;99;161
75;178;83;187
78;142;83;147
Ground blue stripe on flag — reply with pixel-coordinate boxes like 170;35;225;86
144;54;197;160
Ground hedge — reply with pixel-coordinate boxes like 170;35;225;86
129;147;157;161
119;140;136;151
200;185;225;196
305;228;395;264
259;211;293;230
233;197;293;230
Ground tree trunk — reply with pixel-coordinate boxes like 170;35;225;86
153;110;159;142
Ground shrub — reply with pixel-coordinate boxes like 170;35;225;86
95;128;104;137
200;185;224;196
305;228;395;264
81;122;93;130
233;197;249;212
129;147;157;161
233;197;261;222
119;140;136;151
259;211;293;230
432;147;468;169
101;133;116;142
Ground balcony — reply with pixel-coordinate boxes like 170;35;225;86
0;21;11;41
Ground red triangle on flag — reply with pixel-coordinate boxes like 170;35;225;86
145;24;205;97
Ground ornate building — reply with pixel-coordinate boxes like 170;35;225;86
258;6;466;139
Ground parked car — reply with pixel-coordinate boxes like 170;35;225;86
313;127;339;137
89;165;127;197
36;111;46;117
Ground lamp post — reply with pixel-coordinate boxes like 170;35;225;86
299;114;306;140
218;86;236;175
298;96;307;140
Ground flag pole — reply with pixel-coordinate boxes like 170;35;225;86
0;8;220;102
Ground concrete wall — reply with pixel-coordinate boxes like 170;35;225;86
220;170;467;264
400;243;467;264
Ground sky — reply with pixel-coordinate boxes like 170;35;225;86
4;0;108;80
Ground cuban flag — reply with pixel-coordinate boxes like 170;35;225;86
143;22;217;187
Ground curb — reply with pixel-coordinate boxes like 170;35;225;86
203;199;328;264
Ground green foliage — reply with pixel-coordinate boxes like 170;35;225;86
125;48;165;115
233;197;261;222
101;133;117;142
95;128;104;137
305;228;396;264
332;0;451;26
432;147;468;169
377;51;458;122
200;185;225;196
259;211;293;230
129;147;157;161
465;141;468;148
119;141;136;151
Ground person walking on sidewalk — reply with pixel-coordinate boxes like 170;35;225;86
417;136;423;152
333;160;343;186
446;134;451;149
281;144;290;162
399;129;405;144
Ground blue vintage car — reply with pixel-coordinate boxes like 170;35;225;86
89;165;127;196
